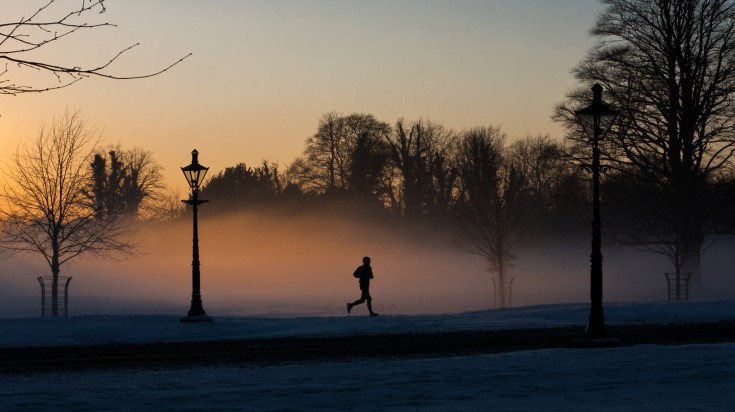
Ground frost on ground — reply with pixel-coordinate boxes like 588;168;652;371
3;344;734;411
1;301;735;411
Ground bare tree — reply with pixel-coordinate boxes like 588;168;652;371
386;118;459;220
0;0;190;95
555;0;735;290
507;135;587;232
297;112;347;193
145;188;185;222
454;126;526;308
0;110;135;316
292;112;391;197
508;136;566;208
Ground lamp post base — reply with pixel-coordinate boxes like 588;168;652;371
180;314;213;323
571;307;619;346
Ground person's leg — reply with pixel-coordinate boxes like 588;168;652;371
365;292;378;316
348;290;367;313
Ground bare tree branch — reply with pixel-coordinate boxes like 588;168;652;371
0;0;191;95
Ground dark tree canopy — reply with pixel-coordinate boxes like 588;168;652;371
290;112;391;201
385;119;458;220
200;161;283;213
87;146;166;220
349;132;390;201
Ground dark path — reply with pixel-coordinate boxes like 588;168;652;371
2;321;735;373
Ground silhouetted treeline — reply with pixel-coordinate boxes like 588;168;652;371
200;162;283;210
197;112;589;237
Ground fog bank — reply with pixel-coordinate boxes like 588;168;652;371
2;211;735;318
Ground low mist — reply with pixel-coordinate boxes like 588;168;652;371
2;210;735;318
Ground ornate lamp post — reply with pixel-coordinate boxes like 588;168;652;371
181;149;212;323
575;84;618;340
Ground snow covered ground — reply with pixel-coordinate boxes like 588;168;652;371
2;301;735;411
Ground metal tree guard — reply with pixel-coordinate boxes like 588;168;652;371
665;272;692;301
492;277;514;308
37;276;72;317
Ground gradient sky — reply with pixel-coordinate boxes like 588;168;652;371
1;0;603;193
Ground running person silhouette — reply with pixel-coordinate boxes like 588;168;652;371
347;256;378;317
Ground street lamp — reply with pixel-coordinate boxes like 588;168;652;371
575;84;618;340
180;149;212;323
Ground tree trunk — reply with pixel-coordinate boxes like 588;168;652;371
51;261;60;317
682;249;701;297
496;262;507;309
51;244;60;317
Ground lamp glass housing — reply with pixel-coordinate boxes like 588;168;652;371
181;149;209;190
574;84;619;141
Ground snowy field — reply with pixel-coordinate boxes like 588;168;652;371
2;301;735;411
